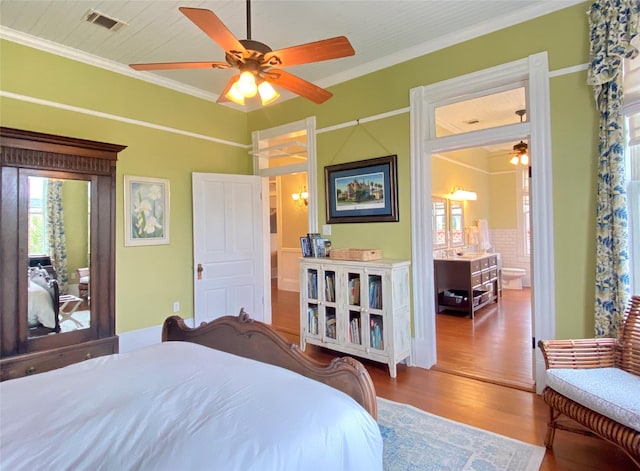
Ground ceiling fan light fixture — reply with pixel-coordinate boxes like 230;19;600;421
236;71;258;97
520;153;529;166
258;81;279;105
225;82;246;105
510;155;520;166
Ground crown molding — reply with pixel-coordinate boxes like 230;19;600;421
1;1;583;113
0;26;245;111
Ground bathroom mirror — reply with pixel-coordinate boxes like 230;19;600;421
27;175;91;337
432;197;448;249
449;200;465;247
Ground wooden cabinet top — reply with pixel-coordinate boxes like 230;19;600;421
433;253;495;262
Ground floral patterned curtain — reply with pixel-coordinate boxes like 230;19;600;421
47;180;69;294
588;0;639;337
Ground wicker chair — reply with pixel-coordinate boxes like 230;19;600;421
538;295;640;467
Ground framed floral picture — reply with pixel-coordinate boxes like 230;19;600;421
124;175;170;246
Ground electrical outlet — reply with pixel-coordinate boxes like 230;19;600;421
173;301;180;313
322;224;332;236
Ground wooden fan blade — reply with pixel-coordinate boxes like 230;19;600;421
216;74;241;103
179;7;246;55
264;36;354;68
130;62;229;71
265;70;332;104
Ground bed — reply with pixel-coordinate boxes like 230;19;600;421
0;310;382;470
27;266;60;334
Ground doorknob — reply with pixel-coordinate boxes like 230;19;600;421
197;263;203;280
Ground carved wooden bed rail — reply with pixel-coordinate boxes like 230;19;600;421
162;309;378;419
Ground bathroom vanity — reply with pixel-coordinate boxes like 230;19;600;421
434;253;499;319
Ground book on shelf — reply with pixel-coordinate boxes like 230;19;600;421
349;317;361;344
326;316;337;339
348;277;360;305
370;318;384;350
368;277;382;309
324;273;335;302
307;271;318;298
308;306;319;335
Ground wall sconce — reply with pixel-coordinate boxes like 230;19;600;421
292;187;309;206
448;187;477;201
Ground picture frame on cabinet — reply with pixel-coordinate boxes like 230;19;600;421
300;236;312;257
124;175;170;246
324;155;398;224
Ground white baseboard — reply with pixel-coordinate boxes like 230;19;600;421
118;317;194;353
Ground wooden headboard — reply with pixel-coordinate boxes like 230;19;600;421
162;310;378;419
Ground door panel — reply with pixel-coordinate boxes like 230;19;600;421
193;173;264;324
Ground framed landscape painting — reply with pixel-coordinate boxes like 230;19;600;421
124;175;170;246
324;155;399;224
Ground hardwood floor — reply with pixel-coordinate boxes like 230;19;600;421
270;280;637;470
435;288;535;390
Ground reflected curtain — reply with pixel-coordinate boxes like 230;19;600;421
47;180;69;293
588;0;639;337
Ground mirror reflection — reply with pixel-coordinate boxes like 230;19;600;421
432;197;448;249
27;176;91;337
449;200;465;247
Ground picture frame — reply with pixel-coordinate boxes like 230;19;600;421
124;175;170;246
324;155;399;224
300;236;312;257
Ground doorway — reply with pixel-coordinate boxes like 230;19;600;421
430;140;534;390
410;52;556;393
252;117;318;331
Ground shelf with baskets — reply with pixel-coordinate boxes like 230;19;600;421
433;254;499;319
300;257;411;377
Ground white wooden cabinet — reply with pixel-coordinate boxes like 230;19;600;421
299;258;411;377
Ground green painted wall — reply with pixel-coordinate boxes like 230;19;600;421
247;2;598;338
1;2;600;339
62;180;90;280
1;40;252;333
280;173;309;248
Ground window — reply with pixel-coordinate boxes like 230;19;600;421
28;176;48;255
624;53;640;293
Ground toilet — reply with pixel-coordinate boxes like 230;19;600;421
502;267;526;290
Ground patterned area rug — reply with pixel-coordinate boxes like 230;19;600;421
378;397;545;471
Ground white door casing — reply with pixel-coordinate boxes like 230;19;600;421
252;117;318;322
192;172;265;325
410;52;555;393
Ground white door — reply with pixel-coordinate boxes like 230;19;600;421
192;173;264;325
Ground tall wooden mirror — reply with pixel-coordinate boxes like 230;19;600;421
26;174;91;338
1;128;125;380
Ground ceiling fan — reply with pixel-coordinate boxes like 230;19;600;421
129;1;355;106
510;109;529;166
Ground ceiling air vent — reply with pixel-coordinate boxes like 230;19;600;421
84;9;127;32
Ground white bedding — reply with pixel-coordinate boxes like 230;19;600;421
27;280;56;328
0;341;383;471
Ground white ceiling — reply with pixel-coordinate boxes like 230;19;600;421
1;0;582;110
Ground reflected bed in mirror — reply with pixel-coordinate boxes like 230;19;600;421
27;176;91;338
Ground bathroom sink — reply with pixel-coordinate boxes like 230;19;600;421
454;253;486;259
